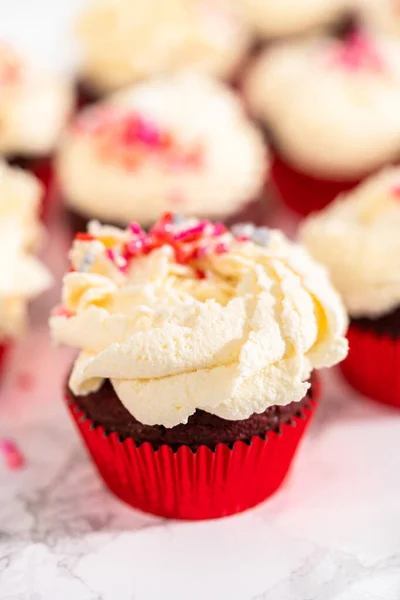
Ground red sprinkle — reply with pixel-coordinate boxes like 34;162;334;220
0;439;24;470
75;232;95;242
215;242;228;254
128;222;144;236
196;269;206;279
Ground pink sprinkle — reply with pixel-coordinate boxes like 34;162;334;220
237;235;249;242
332;31;384;72
51;305;74;319
128;222;143;236
215;243;228;254
193;245;208;259
126;238;144;256
106;248;115;262
174;222;208;242
212;223;227;237
0;439;24;470
136;119;160;146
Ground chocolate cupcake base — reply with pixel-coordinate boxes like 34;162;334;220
70;375;317;450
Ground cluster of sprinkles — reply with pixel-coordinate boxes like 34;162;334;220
75;213;270;273
74;106;204;171
330;31;384;72
53;214;271;319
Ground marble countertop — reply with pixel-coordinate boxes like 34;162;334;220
1;215;400;600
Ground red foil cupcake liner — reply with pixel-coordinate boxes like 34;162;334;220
66;379;319;520
340;324;400;408
271;154;360;216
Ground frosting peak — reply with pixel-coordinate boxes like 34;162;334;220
50;214;348;427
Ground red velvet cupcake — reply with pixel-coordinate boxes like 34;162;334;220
75;0;251;104
50;213;348;519
56;74;268;230
0;42;74;218
300;169;400;407
244;30;400;216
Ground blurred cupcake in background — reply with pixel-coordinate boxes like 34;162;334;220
358;0;400;38
244;30;400;215
0;162;52;370
57;74;268;230
0;43;74;217
300;169;400;407
234;0;354;39
50;213;348;519
75;0;251;103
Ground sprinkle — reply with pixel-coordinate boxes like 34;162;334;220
174;222;208;242
128;222;143;236
0;439;24;470
251;226;270;247
75;232;95;242
392;184;400;197
51;305;75;319
193;245;208;259
135;119;161;146
126;238;144;256
215;242;228;254
106;248;115;263
196;269;206;279
212;223;227;237
78;252;95;273
231;223;255;239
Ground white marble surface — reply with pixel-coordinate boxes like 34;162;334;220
1;2;400;598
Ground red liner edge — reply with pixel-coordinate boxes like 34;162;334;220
65;378;320;520
271;153;360;217
340;324;400;408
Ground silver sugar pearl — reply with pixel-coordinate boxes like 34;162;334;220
78;252;95;273
251;227;270;247
231;222;255;239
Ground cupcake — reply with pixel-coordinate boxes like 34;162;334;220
0;161;52;369
50;213;348;519
75;0;251;102
0;43;74;216
300;169;400;407
234;0;353;39
57;74;268;230
244;30;400;215
359;0;400;38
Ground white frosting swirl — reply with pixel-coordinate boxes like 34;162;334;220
235;0;351;38
50;219;348;427
0;162;52;339
57;75;267;226
245;33;400;179
300;168;400;318
0;45;74;156
76;0;251;94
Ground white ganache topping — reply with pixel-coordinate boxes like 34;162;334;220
300;168;400;318
50;214;348;427
76;0;251;94
0;42;74;157
245;32;400;179
0;162;52;339
57;74;267;226
234;0;351;38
